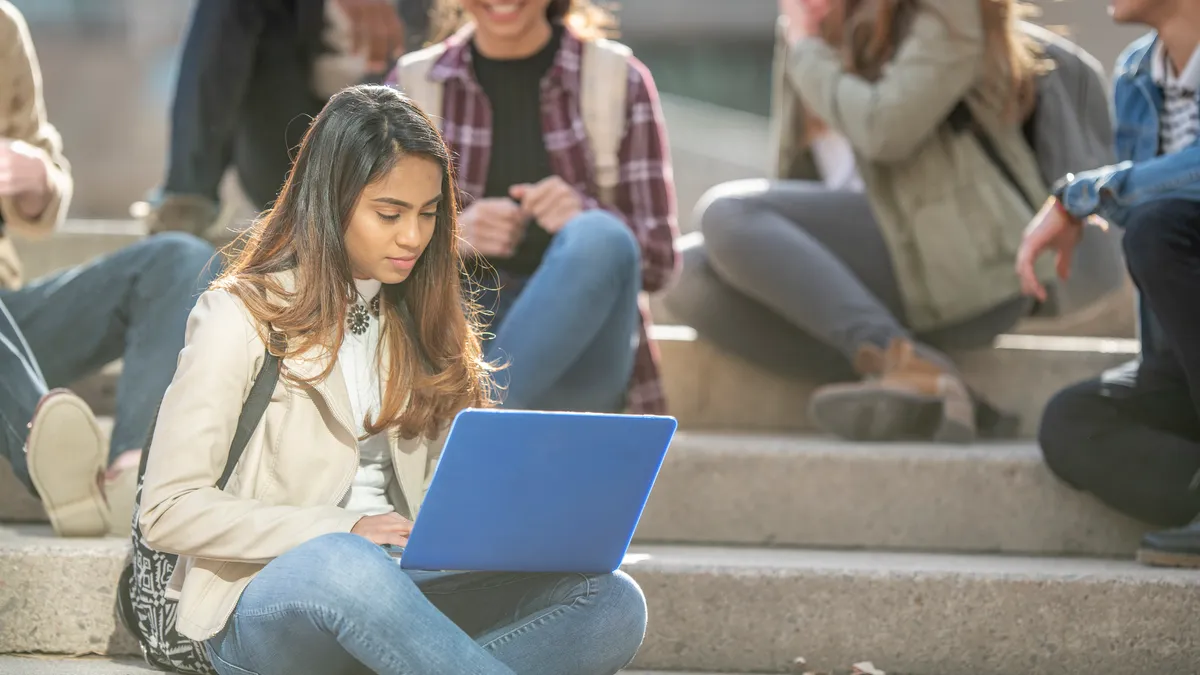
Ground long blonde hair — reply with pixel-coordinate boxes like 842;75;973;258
822;0;1041;121
430;0;618;43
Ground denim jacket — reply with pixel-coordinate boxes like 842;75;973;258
1060;33;1200;225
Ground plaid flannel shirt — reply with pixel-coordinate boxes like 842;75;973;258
400;27;679;413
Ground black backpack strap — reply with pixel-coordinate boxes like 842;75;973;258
217;334;284;489
135;334;284;488
947;100;1037;212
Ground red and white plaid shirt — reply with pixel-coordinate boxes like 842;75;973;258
393;27;679;414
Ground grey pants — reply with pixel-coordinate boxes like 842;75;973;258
663;179;1030;382
0;233;218;493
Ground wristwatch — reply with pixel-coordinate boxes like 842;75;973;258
1050;173;1075;204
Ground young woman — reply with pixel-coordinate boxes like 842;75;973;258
664;0;1051;443
138;86;647;675
390;0;678;415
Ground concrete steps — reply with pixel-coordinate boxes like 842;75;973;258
2;525;1196;675
1;428;1148;558
63;329;1137;438
657;327;1137;436
635;433;1149;557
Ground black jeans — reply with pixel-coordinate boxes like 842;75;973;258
1039;199;1200;526
165;0;432;210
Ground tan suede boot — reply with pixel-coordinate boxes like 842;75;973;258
808;338;976;443
26;390;110;536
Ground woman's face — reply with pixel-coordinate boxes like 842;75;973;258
1108;0;1172;25
344;154;443;284
461;0;554;52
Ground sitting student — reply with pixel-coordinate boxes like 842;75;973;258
664;0;1051;443
145;0;427;239
0;0;216;536
139;86;647;675
1023;0;1200;567
389;0;678;414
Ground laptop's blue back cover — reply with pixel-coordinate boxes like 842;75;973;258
401;409;676;574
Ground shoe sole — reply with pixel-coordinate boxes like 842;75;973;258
1136;548;1200;569
808;386;975;444
27;391;110;537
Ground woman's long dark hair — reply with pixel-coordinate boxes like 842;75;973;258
216;85;491;439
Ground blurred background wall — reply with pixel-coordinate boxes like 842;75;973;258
13;0;1146;224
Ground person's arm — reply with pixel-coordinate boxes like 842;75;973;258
162;0;268;202
785;0;984;163
139;290;362;564
0;3;71;233
585;58;679;294
1057;148;1200;226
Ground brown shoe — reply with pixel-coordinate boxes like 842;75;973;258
808;338;976;444
26;390;110;537
136;194;219;238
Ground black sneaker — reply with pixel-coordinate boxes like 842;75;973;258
1136;521;1200;568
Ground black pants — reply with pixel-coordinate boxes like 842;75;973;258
165;0;432;210
1039;199;1200;526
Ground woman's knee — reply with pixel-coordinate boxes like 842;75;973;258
586;571;647;671
263;533;418;612
137;233;220;289
557;210;639;271
696;179;773;253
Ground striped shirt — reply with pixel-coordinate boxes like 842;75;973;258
1150;41;1200;156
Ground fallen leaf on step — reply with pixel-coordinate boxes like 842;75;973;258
851;663;886;675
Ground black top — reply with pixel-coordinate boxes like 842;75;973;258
470;26;562;276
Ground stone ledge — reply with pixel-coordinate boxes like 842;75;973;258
3;526;1197;675
656;327;1136;436
634;433;1150;556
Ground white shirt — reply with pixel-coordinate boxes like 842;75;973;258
810;131;865;192
338;278;396;517
1151;41;1200;156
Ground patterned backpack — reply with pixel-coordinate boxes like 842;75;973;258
116;346;280;673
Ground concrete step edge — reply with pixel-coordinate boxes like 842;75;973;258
2;528;1197;674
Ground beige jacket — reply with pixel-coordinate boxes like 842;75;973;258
0;1;72;289
139;274;445;641
771;0;1053;331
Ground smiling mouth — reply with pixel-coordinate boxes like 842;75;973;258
482;1;523;20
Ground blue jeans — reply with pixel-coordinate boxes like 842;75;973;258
205;533;648;675
0;234;217;492
479;210;640;413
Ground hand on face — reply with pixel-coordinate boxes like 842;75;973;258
0;139;49;198
1015;199;1090;302
335;0;406;70
509;176;583;235
778;0;830;44
351;511;413;546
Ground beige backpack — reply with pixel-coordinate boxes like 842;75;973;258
393;37;631;205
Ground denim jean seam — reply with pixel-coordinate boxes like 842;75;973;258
206;643;263;675
479;573;594;651
231;602;409;674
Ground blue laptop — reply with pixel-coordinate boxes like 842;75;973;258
399;408;676;574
